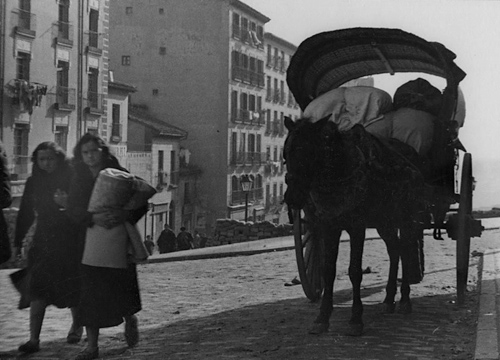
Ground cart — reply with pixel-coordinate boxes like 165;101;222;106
285;27;484;305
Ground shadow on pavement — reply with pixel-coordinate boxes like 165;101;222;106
0;285;477;360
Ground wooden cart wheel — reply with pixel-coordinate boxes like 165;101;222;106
456;153;473;305
293;208;324;302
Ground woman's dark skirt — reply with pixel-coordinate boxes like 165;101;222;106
77;263;141;328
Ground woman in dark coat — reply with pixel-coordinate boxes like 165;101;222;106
13;142;82;354
67;133;146;360
0;141;12;265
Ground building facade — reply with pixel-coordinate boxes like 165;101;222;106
108;0;279;234
127;104;193;239
0;0;109;201
263;32;301;223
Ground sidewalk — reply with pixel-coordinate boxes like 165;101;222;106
148;217;500;264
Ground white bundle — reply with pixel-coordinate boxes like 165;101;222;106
83;168;156;268
88;168;156;212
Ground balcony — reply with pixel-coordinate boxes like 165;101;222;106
50;86;76;111
53;21;74;47
231;109;264;126
230;151;266;166
86;91;104;115
231;186;264;205
12;9;36;38
231;24;241;40
85;31;102;55
231;66;265;87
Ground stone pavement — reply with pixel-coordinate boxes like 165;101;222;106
0;218;499;360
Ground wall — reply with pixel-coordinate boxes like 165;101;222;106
211;218;292;246
108;0;231;233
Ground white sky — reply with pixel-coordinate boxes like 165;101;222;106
242;0;500;208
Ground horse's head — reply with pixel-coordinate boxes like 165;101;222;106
283;116;337;209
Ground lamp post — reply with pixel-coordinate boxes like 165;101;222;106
240;175;253;222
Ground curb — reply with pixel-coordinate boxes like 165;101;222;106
475;249;500;360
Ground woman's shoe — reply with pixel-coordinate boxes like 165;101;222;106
74;347;99;360
67;323;84;344
124;315;139;347
18;340;40;353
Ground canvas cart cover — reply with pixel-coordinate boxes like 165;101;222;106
286;27;466;122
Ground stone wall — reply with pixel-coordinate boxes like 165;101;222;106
209;219;293;247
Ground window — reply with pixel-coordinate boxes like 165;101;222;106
126;7;132;14
159;47;166;55
55;126;68;152
240;133;246;153
273;146;278;161
121;55;130;66
273;183;277;197
231;132;237;163
266;146;271;160
19;0;31;30
231;91;238;118
87;67;100;109
279;183;284;196
16;52;30;81
152;89;159;96
159;8;164;14
170;150;176;172
158;150;164;171
57;60;69;104
111;104;121;138
248;134;255;154
88;9;99;48
249;95;255;112
240;93;248;110
256;135;261;154
58;0;70;40
13;124;29;176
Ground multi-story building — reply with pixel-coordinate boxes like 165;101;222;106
0;0;109;200
263;32;301;223
127;103;193;238
108;0;274;234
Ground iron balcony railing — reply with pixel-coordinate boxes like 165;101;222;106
48;86;76;111
230;152;266;166
86;91;103;112
85;30;103;51
231;186;264;205
231;109;265;126
12;9;36;35
53;21;74;45
231;66;265;87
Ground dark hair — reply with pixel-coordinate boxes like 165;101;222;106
180;227;186;231
72;132;111;164
31;141;68;176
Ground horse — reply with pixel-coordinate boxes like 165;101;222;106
283;116;427;336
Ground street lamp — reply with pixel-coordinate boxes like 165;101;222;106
240;174;253;222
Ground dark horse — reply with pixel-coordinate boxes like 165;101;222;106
284;116;427;336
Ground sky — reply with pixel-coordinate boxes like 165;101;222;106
242;0;500;209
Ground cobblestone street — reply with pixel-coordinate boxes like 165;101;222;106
1;229;499;359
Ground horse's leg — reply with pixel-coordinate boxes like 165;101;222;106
376;226;400;314
309;224;341;335
346;226;365;336
398;223;423;314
